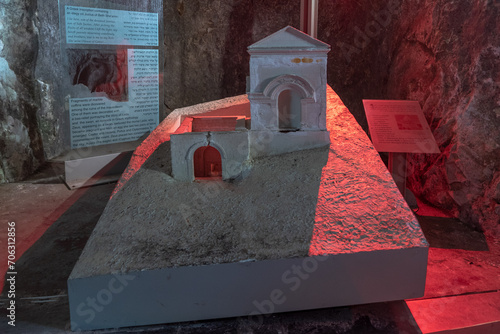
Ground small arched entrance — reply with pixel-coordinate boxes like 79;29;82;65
193;146;222;179
278;88;302;130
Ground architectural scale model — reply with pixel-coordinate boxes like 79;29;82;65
170;26;330;182
67;27;429;331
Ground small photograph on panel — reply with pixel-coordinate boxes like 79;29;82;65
67;48;129;102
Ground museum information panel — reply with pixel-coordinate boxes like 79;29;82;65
65;6;158;45
59;0;163;149
363;100;440;154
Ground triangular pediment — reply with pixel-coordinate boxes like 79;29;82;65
248;26;330;51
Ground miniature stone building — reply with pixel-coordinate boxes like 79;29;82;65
170;26;331;182
247;26;331;158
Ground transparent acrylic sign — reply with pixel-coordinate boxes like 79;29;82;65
59;0;163;149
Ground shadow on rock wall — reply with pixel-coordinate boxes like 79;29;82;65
318;0;401;131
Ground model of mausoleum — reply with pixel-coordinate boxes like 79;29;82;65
170;26;331;182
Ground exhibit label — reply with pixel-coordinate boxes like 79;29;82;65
363;100;440;153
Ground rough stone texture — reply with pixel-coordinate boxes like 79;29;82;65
71;87;427;278
318;0;500;232
0;0;44;182
390;0;500;234
17;0;300;169
35;0;67;159
164;0;301;114
73;147;327;277
318;0;397;131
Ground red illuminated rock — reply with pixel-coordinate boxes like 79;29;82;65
318;0;500;232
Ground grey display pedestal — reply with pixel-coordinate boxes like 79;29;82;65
53;140;140;189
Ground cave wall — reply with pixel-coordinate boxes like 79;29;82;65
318;0;398;131
163;0;300;113
0;0;299;182
318;0;499;231
0;0;44;183
36;0;65;159
1;0;498;233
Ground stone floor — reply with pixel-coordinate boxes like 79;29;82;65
0;162;499;333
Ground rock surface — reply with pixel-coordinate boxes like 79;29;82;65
35;0;66;159
27;0;301;165
70;87;427;278
0;0;44;182
318;0;500;232
163;0;301;115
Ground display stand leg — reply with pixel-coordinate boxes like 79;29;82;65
388;152;407;198
301;0;318;38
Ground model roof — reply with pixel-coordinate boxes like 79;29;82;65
248;26;330;51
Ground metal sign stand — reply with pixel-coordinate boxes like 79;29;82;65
301;0;318;38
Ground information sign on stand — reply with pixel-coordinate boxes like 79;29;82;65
363;100;440;205
58;0;163;188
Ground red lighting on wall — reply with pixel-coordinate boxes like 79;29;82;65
194;146;222;179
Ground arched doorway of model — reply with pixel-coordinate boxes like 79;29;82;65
193;145;222;179
278;87;302;130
